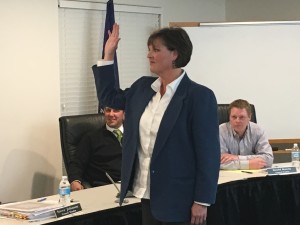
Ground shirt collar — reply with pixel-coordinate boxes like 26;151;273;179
106;124;124;133
151;70;186;94
230;123;249;139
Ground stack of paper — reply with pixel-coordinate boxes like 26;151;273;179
0;199;63;221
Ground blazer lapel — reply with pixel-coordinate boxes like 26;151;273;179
151;75;190;161
126;78;156;154
131;81;156;122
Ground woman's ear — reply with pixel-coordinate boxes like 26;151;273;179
172;49;178;61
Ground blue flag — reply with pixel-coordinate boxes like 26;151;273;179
102;0;119;88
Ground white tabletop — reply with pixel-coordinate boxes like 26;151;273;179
218;162;296;184
0;183;140;225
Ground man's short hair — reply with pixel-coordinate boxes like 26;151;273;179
228;99;252;117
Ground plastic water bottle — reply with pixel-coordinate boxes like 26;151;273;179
291;143;300;169
58;176;71;206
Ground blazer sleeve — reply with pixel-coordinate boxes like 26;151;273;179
191;86;220;204
92;64;126;109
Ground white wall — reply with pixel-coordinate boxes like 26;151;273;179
0;0;61;203
226;0;300;21
69;0;226;26
161;0;225;26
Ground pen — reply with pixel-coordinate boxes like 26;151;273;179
241;171;253;174
37;197;47;202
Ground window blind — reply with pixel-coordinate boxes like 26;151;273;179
59;5;161;116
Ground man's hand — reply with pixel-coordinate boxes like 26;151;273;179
221;153;239;163
191;203;207;225
104;23;121;61
71;181;84;191
249;158;267;169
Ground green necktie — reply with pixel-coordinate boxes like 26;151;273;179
113;129;123;143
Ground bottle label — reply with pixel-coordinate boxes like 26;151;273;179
292;152;300;165
59;187;70;196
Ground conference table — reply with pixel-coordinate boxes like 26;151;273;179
209;163;300;225
0;184;141;225
1;163;300;225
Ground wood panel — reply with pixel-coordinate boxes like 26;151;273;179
169;22;199;27
269;139;300;144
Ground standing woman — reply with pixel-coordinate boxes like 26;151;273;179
92;24;220;225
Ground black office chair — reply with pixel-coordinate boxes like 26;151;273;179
59;113;105;186
217;104;257;125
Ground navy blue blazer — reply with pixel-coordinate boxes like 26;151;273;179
93;64;220;222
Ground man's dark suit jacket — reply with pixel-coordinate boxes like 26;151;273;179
68;126;122;187
93;64;220;222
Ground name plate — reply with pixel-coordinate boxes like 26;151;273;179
267;167;297;175
55;203;82;218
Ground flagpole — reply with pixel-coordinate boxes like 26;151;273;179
102;0;119;88
98;0;120;113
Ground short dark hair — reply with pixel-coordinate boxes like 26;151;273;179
147;27;193;68
229;99;252;117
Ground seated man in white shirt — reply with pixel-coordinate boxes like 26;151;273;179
219;99;273;170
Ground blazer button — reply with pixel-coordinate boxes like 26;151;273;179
151;170;155;174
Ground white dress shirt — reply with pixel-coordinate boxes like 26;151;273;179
106;124;124;134
132;72;185;199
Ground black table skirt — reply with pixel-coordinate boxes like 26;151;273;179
45;174;300;225
46;202;142;225
207;174;300;225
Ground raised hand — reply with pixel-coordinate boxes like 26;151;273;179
104;23;121;61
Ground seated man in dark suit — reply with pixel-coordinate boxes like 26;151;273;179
220;99;273;170
68;104;124;191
